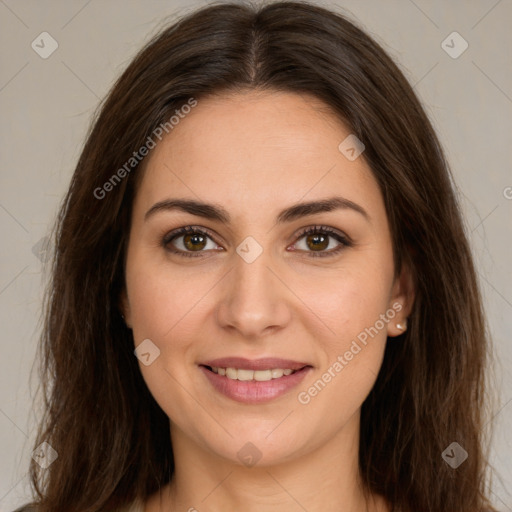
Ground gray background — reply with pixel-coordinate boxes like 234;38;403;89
1;0;511;510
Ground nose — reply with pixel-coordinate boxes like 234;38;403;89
215;243;292;339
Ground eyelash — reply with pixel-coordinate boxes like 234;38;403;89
162;225;352;259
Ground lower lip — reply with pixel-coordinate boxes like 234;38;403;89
199;365;312;404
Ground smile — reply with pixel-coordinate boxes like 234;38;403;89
199;359;312;404
208;366;298;381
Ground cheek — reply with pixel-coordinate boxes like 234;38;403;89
125;253;212;342
295;267;392;406
299;262;393;341
126;264;202;424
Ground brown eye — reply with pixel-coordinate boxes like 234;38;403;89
182;232;208;251
163;227;220;257
304;233;329;251
292;226;352;258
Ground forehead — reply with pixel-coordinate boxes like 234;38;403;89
134;90;384;225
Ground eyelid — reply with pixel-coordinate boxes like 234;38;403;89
289;225;352;258
162;225;220;245
161;225;224;258
292;225;352;245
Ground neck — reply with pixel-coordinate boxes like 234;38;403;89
153;412;389;512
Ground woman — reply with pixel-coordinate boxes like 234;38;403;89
15;1;498;511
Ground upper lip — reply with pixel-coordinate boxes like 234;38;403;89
200;357;311;371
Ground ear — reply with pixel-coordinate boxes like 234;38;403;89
387;261;415;338
119;288;133;329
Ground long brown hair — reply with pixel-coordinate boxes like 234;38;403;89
21;1;498;511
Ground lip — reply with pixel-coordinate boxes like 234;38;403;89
200;357;310;371
199;358;313;404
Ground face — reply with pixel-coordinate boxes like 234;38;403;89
122;90;412;466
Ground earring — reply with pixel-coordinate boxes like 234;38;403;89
396;319;407;331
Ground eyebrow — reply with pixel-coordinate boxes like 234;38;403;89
144;196;370;224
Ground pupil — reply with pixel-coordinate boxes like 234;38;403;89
184;233;206;251
308;234;327;251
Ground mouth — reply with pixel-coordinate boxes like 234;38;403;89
201;365;304;381
199;357;313;404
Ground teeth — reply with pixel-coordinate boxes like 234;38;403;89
225;367;238;379
210;366;299;381
254;369;272;381
237;369;254;381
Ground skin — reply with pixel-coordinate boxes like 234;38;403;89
121;90;414;512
